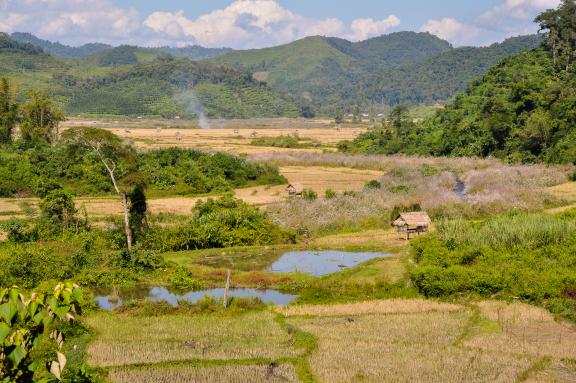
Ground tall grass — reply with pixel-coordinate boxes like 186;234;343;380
264;153;570;235
438;213;576;250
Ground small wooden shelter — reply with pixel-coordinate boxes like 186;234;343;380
393;212;431;240
286;183;304;198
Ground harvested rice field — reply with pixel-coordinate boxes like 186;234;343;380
84;299;576;382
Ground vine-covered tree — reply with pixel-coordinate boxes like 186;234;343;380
0;78;19;144
20;91;65;144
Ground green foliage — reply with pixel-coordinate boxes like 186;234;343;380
97;45;138;66
365;180;382;189
19;91;65;144
0;130;285;198
143;195;294;251
251;135;315;149
324;189;337;199
0;282;83;382
302;189;318;201
38;190;80;237
128;184;147;241
0;78;19;144
410;212;576;321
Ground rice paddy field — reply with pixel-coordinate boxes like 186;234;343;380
82;299;576;382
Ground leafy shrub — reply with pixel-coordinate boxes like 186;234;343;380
143;195;293;251
365;180;382;189
302;188;318;201
324;189;337;199
409;213;576;321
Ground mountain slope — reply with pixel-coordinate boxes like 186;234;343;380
10;32;232;60
210;32;542;113
11;32;111;57
0;34;300;118
364;35;544;106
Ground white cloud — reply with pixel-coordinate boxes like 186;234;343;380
420;18;480;46
477;0;561;37
144;0;400;49
0;0;143;45
348;16;401;41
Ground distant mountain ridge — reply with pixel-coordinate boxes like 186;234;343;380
10;32;233;60
209;32;542;114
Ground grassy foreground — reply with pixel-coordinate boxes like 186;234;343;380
79;299;576;383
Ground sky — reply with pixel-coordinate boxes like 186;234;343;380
0;0;561;49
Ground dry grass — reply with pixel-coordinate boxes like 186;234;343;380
548;182;576;201
464;301;576;359
108;364;298;383
86;311;297;367
289;310;532;382
266;153;570;234
277;298;463;317
524;360;576;383
88;126;367;154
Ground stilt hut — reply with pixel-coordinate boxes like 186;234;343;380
286;183;304;198
393;212;431;240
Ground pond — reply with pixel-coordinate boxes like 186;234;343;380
267;250;392;277
94;286;296;311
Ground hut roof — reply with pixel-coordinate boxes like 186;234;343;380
286;183;304;193
393;212;431;227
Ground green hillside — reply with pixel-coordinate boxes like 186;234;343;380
211;32;541;113
363;35;544;105
0;33;300;118
10;32;232;60
340;2;576;164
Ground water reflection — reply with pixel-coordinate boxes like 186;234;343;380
268;250;392;276
95;286;296;311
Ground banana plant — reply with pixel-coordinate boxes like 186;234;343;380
0;282;83;382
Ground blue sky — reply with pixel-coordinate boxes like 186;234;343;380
0;0;560;48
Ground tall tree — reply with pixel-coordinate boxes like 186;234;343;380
20;91;65;144
536;0;576;70
61;127;136;249
0;78;19;144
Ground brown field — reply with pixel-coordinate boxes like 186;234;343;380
106;127;365;154
0;165;382;222
108;364;298;383
284;300;576;382
277;298;463;317
86;311;298;368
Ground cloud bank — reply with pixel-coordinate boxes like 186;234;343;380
0;0;563;48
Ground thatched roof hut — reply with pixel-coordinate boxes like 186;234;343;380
393;212;431;240
286;183;304;197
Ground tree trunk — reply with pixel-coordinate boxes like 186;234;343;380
121;193;133;251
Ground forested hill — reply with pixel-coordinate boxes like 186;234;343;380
210;32;542;113
363;35;544;106
341;2;576;164
0;33;300;118
10;32;232;60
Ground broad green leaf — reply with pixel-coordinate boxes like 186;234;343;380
0;322;10;343
53;305;71;320
7;345;27;367
0;301;17;323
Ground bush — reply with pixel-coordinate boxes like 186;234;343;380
324;189;337;199
365;180;382;189
143;196;294;251
302;188;318;201
409;213;576;321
